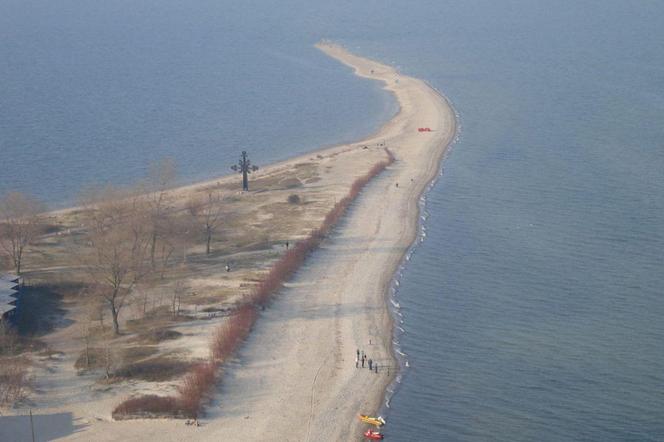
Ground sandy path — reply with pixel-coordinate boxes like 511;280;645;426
204;61;456;437
15;43;456;442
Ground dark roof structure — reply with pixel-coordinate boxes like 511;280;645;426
0;274;19;318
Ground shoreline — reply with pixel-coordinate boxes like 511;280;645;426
299;42;457;439
382;79;459;412
6;42;456;441
194;41;457;441
317;41;459;420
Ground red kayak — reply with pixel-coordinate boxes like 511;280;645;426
364;429;385;440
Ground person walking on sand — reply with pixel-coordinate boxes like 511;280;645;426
375;364;378;374
355;355;359;368
368;359;373;370
362;356;365;368
357;348;360;359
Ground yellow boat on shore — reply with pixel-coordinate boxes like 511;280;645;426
359;414;386;427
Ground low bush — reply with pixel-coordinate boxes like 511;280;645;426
112;395;182;420
282;178;302;189
287;194;301;204
74;347;104;371
113;359;192;382
141;329;183;344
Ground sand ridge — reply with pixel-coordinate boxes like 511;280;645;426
6;42;456;441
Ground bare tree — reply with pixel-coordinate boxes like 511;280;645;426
187;192;223;255
79;297;105;372
79;186;152;335
171;280;185;318
153;209;191;276
103;345;117;380
0;191;45;274
81;322;93;370
146;158;176;269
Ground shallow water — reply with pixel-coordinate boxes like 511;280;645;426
2;1;663;439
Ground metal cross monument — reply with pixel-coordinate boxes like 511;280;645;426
231;151;259;191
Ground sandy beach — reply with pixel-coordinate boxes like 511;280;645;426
1;42;455;441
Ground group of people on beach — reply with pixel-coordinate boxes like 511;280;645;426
356;348;380;374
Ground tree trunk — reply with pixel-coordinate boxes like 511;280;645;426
110;303;120;335
15;244;24;274
206;230;212;255
105;347;112;379
150;232;157;269
85;335;90;368
14;249;21;274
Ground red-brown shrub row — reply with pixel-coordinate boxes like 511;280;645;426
113;362;219;419
251;148;395;306
112;148;394;420
210;305;257;361
112;307;255;420
176;362;217;418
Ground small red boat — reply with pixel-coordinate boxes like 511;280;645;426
364;429;385;440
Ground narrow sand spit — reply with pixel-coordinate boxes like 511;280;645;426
17;43;455;441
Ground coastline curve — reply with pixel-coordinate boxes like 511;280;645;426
32;42;458;442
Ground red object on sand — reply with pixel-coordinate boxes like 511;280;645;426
418;127;432;132
364;429;385;440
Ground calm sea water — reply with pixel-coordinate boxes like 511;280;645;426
2;1;663;440
0;0;397;205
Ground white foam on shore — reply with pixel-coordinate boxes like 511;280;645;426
383;86;460;412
